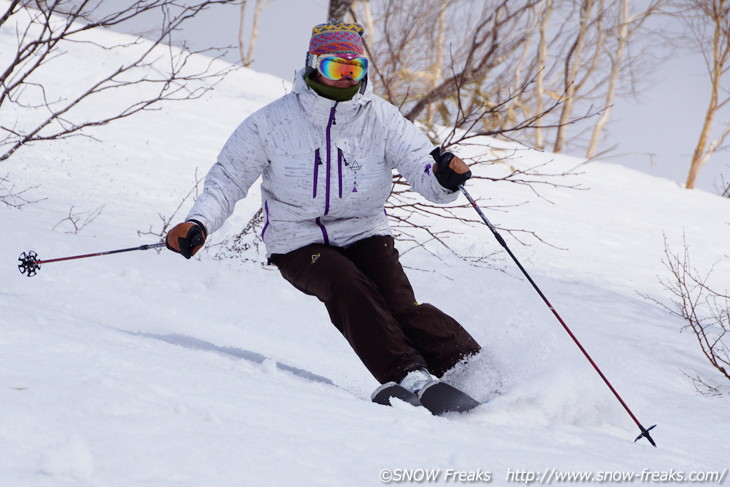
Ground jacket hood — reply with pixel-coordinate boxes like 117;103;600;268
292;68;373;125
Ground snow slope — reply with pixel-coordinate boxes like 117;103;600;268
2;12;730;487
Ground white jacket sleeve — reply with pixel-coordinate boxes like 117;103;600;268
381;103;459;204
186;115;268;235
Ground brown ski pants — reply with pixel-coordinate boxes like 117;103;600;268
269;235;481;384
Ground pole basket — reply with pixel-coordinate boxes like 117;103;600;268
18;251;40;277
635;424;657;447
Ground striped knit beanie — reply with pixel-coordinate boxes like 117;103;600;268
308;20;365;56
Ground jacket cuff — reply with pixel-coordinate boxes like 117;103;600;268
186;218;209;238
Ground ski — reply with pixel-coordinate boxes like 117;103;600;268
371;382;421;407
371;381;482;415
417;381;481;415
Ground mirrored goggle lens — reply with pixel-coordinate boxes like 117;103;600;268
317;56;368;82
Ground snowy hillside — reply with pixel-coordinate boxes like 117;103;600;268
2;13;730;487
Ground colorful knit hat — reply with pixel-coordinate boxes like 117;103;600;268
308;20;365;56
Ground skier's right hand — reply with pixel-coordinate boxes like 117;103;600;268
166;220;206;259
429;148;471;192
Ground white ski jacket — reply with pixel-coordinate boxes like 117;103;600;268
187;70;458;257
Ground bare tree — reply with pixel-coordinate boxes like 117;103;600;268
585;0;664;158
238;0;273;66
348;0;547;129
138;169;204;240
0;173;43;208
721;178;730;197
385;148;584;258
646;237;730;394
720;166;730;197
329;0;357;21
52;205;104;234
0;0;239;163
347;0;667;157
679;0;730;189
553;0;600;153
210;206;266;263
534;0;554;150
405;2;542;124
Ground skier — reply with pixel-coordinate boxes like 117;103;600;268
166;20;481;407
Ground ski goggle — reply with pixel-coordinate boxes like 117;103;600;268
310;53;368;82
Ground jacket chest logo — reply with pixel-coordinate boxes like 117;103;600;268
345;157;362;193
346;159;361;172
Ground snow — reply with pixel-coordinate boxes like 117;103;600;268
2;10;730;487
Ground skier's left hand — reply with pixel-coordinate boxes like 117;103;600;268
430;148;471;191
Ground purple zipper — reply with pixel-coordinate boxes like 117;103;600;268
313;149;321;198
337;148;344;198
315;217;329;245
324;104;337;215
261;201;270;239
313;103;337;245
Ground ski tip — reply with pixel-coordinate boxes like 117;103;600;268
418;381;480;415
634;424;657;447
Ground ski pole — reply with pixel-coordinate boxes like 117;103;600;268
17;242;166;277
458;184;657;447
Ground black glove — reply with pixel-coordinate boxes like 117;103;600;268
166;220;207;259
430;148;471;191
